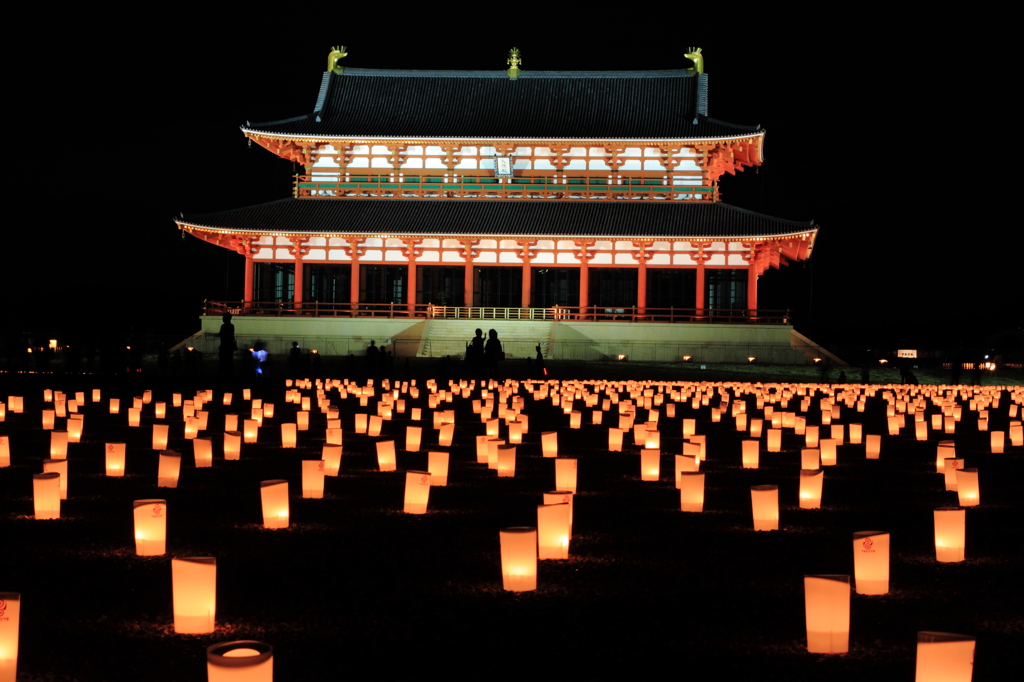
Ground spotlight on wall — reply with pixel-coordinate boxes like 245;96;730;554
617;354;628;362
747;356;756;363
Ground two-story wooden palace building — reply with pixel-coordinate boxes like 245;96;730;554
177;48;823;362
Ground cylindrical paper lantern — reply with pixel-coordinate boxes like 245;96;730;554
224;432;241;460
865;434;881;459
569;411;582;429
322;445;342;477
157;451;182;488
128;407;141;427
0;435;9;468
750;485;779;531
537;503;571;559
916;420;929;441
497;445;517;477
1010;422;1023;446
438;423;455;447
934;507;965;562
49;431;68;460
33;472;61;519
640;449;660;481
848;424;863;445
193;438;213;468
427;451;449;486
767;428;782;453
956;468;979;506
242;419;259;444
820;439;838;466
936;442;955;473
679;472;705;512
989;431;1004;454
42;409;55;430
804;575;850;654
109;398;120;414
544;491;574;529
260;480;289;529
133;499;167;556
801;448;820;470
105;443;126;476
741;440;759;468
280;423;297;449
915;631;975;682
42;459;68;500
852;530;889;595
207;640;273;682
805;425;819;448
152;424;169;451
403;471;431;513
326;427;342;446
301;460;326;499
172;557;216;634
0;592;20;680
799;469;823;509
376;441;397;472
405;426;422;452
499;527;538;592
224;414;238;432
608;428;623;452
555;458;578;493
368;415;383;437
943;458;964;492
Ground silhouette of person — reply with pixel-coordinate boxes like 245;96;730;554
218;313;237;379
484;329;503;378
466;328;484;377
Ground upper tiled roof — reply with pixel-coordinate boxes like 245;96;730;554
179;198;814;240
244;68;759;140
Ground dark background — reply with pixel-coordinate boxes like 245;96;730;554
9;17;1019;359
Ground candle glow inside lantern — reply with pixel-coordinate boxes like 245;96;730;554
819;439;838;466
243;419;259;444
804;575;850;654
105;442;126;476
608;427;624;452
109;399;121;414
640;448;660;481
128;407;142;427
260;480;290;529
852;530;889;595
223;432;241;460
934;507;966;562
956;468;979;506
33;472;61;519
207;640;273;682
914;631;975;682
679;472;705;512
799;469;824;509
403;471;431;513
172;557;217;634
865;434;881;459
427;451;449;486
750;485;779;531
537;503;571;559
322;445;342;476
499;527;538;592
376;441;397;471
438;423;455;447
405;426;422;452
152;424;169;451
936;442;955;473
741;440;759;469
801;448;820;470
42;409;55;430
301;460;326;499
989;431;1004;454
157;451;182;488
49;431;68;460
42;459;68;500
497;445;517;477
805;425;819;448
555;458;578;493
0;592;20;680
193;438;213;468
848;423;863;444
767;428;782;453
280;423;297;449
541;431;558;457
134;499;167;556
0;436;8;468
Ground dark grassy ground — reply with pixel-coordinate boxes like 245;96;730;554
1;368;1022;681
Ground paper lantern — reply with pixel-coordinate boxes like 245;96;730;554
243;419;259;444
154;402;167;419
368;415;383;437
499;527;538;592
128;407;141;427
152;424;169;451
735;413;748;432
224;414;238;432
805;425;819;448
936;442;956;473
438;423;455;447
674;454;698;484
741;440;759;469
847;423;863;445
830;424;845;444
42;409;55;430
223;432;241;460
322;445;342;476
915;420;929;441
296;411;309;432
427;451;449;486
608;428;624;452
0;592;20;681
158;451;182;488
852;531;889;595
544;491;574;529
105;443;126;476
91;388;101;402
497;445;517;477
989;431;1004;454
915;632;975;682
376;441;397;472
301;460;326;499
42;459;67;500
801;448;820;470
555;458;578;493
260;480;289;529
403;471;431;513
405;426;422;452
934;507;965;562
280;423;297;449
955;469;979;507
679;472;705;512
943;458;964;492
33;472;61;519
263;403;275;419
767;428;782;453
799;469;823;509
865;434;881;459
193;438;213;468
750;485;779;531
7;397;22;414
207;640;273;682
819;439;837;466
486;438;503;469
804;575;850;654
172;557;216;634
133;499;167;556
1010;421;1023;446
537;503;571;559
325;427;342;446
569;411;582;429
0;436;8;468
49;431;68;460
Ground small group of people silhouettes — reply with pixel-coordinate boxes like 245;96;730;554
466;328;503;378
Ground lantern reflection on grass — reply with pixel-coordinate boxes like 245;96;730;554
134;499;167;556
260;480;289;529
934;507;965;562
499;527;538;592
915;631;975;682
0;592;20;681
852;531;889;595
804;575;850;654
172;557;216;634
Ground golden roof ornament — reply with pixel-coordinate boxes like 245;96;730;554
328;45;348;74
684;46;703;74
507;47;522;80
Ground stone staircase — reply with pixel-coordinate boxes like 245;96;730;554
420;320;553;359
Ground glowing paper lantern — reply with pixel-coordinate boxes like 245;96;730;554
0;436;10;468
49;431;68;460
7;397;22;414
32;472;61;519
1010;421;1023;446
207;640;273;682
741;440;759;468
916;420;929;441
355;414;369;434
852;531;889;595
537;503;571;559
368;415;383;437
157;451;182;488
801;448;820;470
848;423;863;444
499;527;538;592
679;472;705;512
42;410;55;430
105;443;126;476
915;632;975;682
990;431;1004;454
280;423;297;449
405;426;422;452
243;419;259;444
943;458;964;491
128;407;142;427
750;485;779;531
805;425;819;448
569;411;582;429
819;439;837;466
934;507;965;562
438;423;455;447
403;471;431;513
555;458;578;493
224;414;238;432
936;442;955;473
608;428;624;452
804;575;850;654
152;424;169;451
0;592;20;681
42;459;67;500
750;418;763;439
497;445;517;477
260;480;289;529
767;428;782;453
322;445;342;476
865;434;881;459
223;432;241;460
376;441;397;472
799;469;823;509
301;460;326;499
544;491;574;529
193;438;213;468
326;427;342;446
955;469;979;506
172;557;216;634
133;499;167;556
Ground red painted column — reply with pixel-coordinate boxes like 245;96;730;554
293;257;303;310
747;267;758;319
637;262;647;317
578;261;589;319
695;262;705;317
464;261;473;308
243;254;254;309
522;263;531;309
407;260;417;315
350;261;360;314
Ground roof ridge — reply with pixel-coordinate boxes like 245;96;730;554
338;68;697;79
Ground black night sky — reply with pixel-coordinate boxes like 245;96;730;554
10;18;1019;360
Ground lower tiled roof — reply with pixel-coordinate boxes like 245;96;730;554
179;198;816;240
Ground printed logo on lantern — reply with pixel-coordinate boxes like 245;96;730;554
861;537;875;553
0;599;6;617
107;444;114;453
420;475;430;485
318;461;325;471
152;504;163;517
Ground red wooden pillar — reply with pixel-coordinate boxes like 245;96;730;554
293;257;303;310
575;241;593;320
695;262;706;316
407;260;417;315
243;254;254;308
747;267;758;319
462;240;476;309
522;263;531;308
350;261;360;314
637;265;646;316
